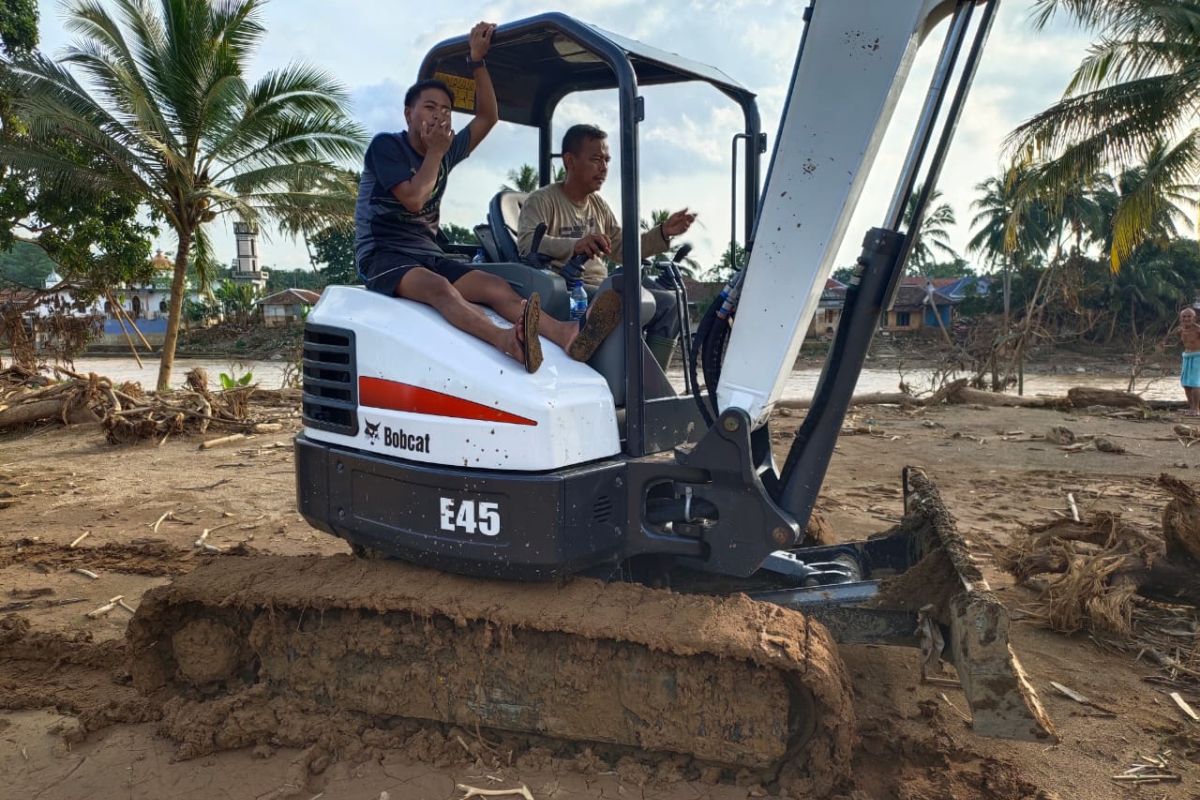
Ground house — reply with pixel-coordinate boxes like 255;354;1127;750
881;277;958;332
260;288;321;326
809;278;847;337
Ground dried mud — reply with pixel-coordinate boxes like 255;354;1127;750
0;538;259;576
127;554;856;795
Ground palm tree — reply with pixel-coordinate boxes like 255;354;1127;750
1;0;364;389
903;184;958;274
640;208;700;277
1009;1;1200;271
967;169;1052;322
501;163;565;193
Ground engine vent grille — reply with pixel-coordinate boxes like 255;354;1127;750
591;495;613;525
302;324;358;436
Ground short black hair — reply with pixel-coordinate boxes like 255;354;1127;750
562;124;607;156
405;79;453;109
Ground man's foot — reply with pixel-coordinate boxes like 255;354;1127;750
567;290;622;362
519;294;543;373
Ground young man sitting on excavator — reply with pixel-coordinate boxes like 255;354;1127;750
515;124;696;369
354;24;622;373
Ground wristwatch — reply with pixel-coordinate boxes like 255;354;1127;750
466;57;486;70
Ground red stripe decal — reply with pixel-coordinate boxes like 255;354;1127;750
359;376;537;426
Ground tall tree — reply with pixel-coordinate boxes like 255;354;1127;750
1010;0;1200;270
2;0;364;389
903;183;958;274
968;168;1052;322
501;163;565;193
0;0;154;300
310;225;356;285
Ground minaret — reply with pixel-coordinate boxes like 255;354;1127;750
232;222;267;291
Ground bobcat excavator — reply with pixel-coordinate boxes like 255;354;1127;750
129;1;1055;790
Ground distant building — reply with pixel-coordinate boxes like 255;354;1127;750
232;222;268;291
259;288;320;326
809;278;847;338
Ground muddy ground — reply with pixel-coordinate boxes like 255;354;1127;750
1;397;1198;799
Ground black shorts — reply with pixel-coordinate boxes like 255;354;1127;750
359;251;475;296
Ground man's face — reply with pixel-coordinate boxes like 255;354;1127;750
565;137;610;193
405;88;453;145
1183;309;1196;326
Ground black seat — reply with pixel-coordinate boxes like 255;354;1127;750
471;190;570;319
488;191;529;262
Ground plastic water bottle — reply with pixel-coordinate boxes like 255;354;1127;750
569;280;588;322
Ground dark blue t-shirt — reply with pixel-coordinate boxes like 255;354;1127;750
354;128;472;265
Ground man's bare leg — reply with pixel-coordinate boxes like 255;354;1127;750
456;271;582;351
397;268;525;363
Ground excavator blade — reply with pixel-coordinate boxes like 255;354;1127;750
127;554;855;794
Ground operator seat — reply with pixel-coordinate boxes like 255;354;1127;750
488;191;528;262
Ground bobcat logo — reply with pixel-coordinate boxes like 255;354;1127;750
364;420;381;444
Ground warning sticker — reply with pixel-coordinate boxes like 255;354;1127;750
433;72;476;113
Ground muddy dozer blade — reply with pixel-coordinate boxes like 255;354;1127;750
751;469;1055;743
127;554;855;794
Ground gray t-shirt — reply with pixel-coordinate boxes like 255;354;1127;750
354;128;472;265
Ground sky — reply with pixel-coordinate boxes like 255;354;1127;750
33;0;1097;277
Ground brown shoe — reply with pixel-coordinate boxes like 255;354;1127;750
567;290;622;362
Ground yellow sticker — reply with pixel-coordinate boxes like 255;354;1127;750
433;71;476;113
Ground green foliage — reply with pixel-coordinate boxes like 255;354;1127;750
310;225;357;284
501;163;564;193
184;296;221;323
266;268;325;293
0;0;37;55
710;242;748;281
0;240;54;288
1;0;366;389
219;370;255;389
1010;0;1200;270
214;280;258;322
441;222;475;245
904;184;959;274
0;0;154;302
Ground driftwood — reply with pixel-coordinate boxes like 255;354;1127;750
778;378;969;410
778;381;1157;412
0;367;286;443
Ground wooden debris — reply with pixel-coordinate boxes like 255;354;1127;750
85;595;124;619
199;433;247;451
251;422;284;434
1067;493;1080;523
68;531;90;548
1170;692;1199;722
71;568;98;580
1049;681;1116;715
457;785;536;800
150;511;172;533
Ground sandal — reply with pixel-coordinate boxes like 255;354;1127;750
520;293;543;373
567;290;622;362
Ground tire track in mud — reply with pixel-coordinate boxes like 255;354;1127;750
0;539;260;576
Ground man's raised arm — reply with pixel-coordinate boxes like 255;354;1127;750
465;22;499;153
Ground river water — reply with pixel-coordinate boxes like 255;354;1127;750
67;355;1183;402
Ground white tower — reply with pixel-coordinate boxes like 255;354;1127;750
232;222;268;291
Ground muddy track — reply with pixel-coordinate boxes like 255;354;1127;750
0;539;260;576
125;554;857;795
0;617;156;736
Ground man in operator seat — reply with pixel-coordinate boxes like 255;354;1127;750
516;124;696;369
355;25;621;373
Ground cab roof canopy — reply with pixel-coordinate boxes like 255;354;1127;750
417;12;757;128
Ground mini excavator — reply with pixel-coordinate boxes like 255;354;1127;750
130;2;1055;786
